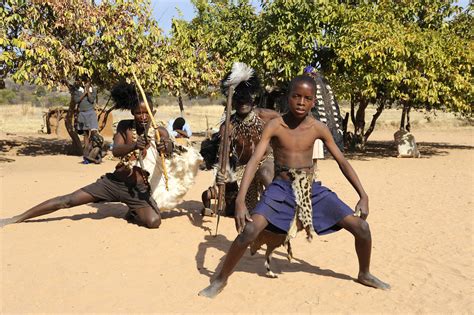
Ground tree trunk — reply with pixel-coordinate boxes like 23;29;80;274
352;97;368;151
342;112;349;145
97;95;112;132
405;105;411;132
66;94;83;156
178;91;184;117
364;100;385;143
400;101;408;130
350;96;356;127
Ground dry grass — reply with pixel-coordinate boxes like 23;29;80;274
113;104;226;134
0;104;47;134
0;102;471;135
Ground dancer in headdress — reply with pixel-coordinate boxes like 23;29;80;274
199;75;390;298
0;83;173;229
200;63;280;217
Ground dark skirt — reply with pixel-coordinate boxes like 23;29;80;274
81;173;159;212
77;109;98;131
252;179;353;235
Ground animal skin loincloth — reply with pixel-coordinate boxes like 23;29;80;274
233;155;271;211
274;164;315;243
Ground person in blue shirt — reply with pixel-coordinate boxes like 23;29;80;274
167;117;192;138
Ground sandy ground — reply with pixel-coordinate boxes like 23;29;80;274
0;127;473;313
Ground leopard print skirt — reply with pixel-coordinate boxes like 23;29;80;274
286;169;315;243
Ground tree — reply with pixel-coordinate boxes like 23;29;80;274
254;0;322;86
318;0;472;150
0;0;30;89
3;0;165;155
177;0;326;109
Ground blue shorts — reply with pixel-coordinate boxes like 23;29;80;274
252;179;354;235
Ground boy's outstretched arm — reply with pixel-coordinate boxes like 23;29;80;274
319;124;369;220
234;121;276;232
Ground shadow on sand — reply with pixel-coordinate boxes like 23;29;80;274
344;140;473;161
4;135;474;160
19;195;354;283
1;136;71;156
22;203;129;225
22;199;208;230
195;233;354;284
2;135;472;161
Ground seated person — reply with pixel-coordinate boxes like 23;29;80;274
82;130;105;164
167;117;192;138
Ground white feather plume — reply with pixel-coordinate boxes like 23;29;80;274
224;62;254;88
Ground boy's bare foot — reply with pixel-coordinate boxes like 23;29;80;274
0;217;18;228
357;272;391;290
198;279;227;298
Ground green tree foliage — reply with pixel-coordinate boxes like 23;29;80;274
255;0;322;86
188;0;258;70
3;0;472;154
319;0;473;150
169;0;257;93
2;0;165;154
164;0;257;113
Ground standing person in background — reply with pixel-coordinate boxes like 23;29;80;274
72;79;99;162
167;117;192;139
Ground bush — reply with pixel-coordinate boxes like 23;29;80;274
0;89;17;104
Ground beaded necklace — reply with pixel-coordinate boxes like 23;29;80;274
230;110;264;162
119;120;141;169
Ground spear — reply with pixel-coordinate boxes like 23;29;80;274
131;70;169;191
215;85;234;236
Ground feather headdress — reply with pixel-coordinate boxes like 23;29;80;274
221;62;260;97
224;62;254;88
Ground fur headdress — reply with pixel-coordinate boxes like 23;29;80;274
221;62;260;100
111;82;152;111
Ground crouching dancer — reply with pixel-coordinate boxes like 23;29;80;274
0;83;172;229
198;75;390;298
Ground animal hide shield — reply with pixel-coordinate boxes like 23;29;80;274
142;141;203;210
311;74;344;152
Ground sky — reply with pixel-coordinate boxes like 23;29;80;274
151;0;471;35
151;0;261;34
151;0;196;34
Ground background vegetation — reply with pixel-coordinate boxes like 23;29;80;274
1;0;472;153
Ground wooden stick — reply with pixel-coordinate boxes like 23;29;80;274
131;70;169;191
215;85;234;236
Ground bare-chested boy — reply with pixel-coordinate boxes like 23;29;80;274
0;83;172;229
199;75;390;298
